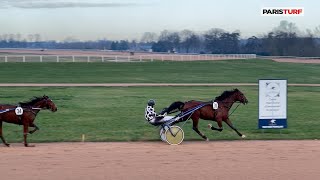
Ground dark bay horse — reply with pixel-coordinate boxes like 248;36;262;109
0;95;57;147
169;89;248;141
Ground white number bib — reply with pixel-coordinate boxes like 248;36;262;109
15;107;23;115
212;102;219;110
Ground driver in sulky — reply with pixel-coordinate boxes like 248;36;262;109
145;99;174;125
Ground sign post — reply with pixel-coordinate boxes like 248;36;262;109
259;79;287;129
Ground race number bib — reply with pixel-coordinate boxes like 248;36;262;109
15;107;23;115
212;102;219;110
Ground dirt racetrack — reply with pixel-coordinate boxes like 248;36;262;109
1;140;319;180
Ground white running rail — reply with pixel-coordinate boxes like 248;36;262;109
0;54;256;63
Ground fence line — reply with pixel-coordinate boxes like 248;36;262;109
257;55;320;59
0;54;256;63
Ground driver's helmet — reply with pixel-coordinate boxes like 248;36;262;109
147;99;155;106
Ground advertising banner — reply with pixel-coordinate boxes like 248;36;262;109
259;79;287;129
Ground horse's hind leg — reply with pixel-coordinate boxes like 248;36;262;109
192;117;209;141
208;119;223;132
0;121;10;147
208;123;223;132
225;118;245;138
28;123;39;134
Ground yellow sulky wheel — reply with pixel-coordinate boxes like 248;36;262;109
164;126;184;145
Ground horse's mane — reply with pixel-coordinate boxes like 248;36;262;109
185;100;196;103
19;96;44;106
214;89;239;101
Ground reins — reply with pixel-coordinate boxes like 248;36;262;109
227;103;241;118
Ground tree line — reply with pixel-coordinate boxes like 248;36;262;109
1;21;320;56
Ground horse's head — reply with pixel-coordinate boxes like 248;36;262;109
38;95;58;112
233;89;248;105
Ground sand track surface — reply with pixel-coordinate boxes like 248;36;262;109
1;141;319;180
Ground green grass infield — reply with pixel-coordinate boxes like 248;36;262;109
0;59;319;83
0;86;319;143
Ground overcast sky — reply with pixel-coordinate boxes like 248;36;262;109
0;0;318;41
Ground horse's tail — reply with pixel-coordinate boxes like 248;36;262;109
159;101;185;115
170;101;185;111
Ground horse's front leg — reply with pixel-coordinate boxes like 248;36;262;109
0;121;10;147
192;117;209;141
23;123;35;147
225;118;245;138
28;123;39;134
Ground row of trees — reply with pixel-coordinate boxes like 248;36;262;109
1;21;320;56
150;21;320;56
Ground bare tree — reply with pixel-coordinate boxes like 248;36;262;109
180;29;200;53
204;28;225;53
153;30;180;52
140;32;158;43
179;29;194;42
273;20;300;34
314;25;320;38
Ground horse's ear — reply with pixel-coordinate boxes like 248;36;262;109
234;88;239;92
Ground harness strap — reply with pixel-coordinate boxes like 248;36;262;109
177;102;210;118
32;108;42;110
0;108;15;114
0;107;43;115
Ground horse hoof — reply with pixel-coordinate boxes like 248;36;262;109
24;144;35;147
5;143;10;147
206;138;210;141
241;135;246;138
207;124;212;128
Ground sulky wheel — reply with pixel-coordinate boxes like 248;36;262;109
164;126;184;145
